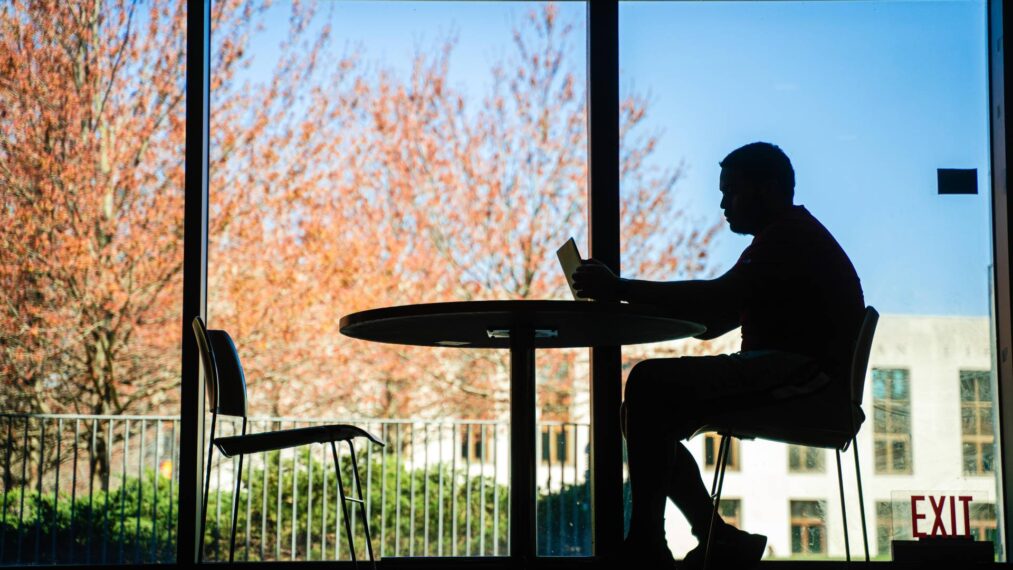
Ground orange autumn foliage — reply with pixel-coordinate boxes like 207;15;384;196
1;1;722;421
1;0;187;415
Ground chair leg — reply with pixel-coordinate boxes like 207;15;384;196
228;452;245;562
332;441;358;569
836;449;851;561
703;435;731;570
228;418;247;563
348;440;378;570
198;413;217;563
852;437;870;561
710;435;727;496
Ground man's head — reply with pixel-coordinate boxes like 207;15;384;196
718;142;795;235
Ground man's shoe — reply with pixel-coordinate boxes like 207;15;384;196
620;534;677;568
683;523;766;569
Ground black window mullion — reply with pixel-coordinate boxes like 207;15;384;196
180;0;211;565
587;0;621;562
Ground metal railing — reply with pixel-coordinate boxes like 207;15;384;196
0;414;591;565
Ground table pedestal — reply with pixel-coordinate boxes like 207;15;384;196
510;327;536;563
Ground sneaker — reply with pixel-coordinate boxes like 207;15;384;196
620;534;677;568
682;523;767;569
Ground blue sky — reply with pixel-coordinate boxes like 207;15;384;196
229;0;992;316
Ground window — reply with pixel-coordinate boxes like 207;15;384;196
960;370;995;475
539;424;574;466
970;503;998;545
790;500;827;555
876;500;912;559
1;0;185;564
208;1;589;560
703;433;740;472
873;369;913;474
719;499;742;529
788;445;825;473
460;424;491;463
618;0;1001;561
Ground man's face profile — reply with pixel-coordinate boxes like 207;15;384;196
719;167;759;235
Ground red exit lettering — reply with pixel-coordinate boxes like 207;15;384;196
911;495;974;537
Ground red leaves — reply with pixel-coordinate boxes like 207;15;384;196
2;1;722;421
1;0;188;414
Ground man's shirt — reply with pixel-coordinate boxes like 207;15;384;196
728;205;865;378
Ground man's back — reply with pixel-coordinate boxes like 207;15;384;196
730;205;865;378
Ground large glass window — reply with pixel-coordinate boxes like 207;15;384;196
619;0;1000;561
0;0;185;564
208;0;588;560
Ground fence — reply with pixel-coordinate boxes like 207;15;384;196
0;414;591;565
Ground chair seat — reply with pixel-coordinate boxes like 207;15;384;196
691;398;866;451
695;422;854;450
214;424;385;458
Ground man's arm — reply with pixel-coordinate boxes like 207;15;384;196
573;261;745;337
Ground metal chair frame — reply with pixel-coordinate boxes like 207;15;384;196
193;317;383;568
702;307;879;568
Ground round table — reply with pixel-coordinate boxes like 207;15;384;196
340;300;705;562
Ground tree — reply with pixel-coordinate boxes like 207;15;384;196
207;2;723;421
0;0;187;417
1;0;722;426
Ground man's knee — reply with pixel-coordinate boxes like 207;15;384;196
624;358;710;427
624;360;679;420
625;359;669;396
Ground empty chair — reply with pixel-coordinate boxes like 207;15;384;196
193;316;384;567
697;306;879;568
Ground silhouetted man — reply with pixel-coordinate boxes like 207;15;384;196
573;142;864;568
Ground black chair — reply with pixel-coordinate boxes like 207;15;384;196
193;316;384;566
697;306;879;568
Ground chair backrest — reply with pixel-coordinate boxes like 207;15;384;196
849;306;879;408
192;316;248;418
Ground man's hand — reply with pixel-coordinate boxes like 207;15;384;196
572;259;624;302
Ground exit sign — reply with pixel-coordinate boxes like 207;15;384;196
910;495;974;537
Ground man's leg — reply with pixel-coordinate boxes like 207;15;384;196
668;442;719;538
623;354;763;542
623;357;728;545
622;365;675;545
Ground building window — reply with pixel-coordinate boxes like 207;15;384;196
540;424;574;466
460;425;491;463
960;370;995;475
789;445;825;473
703;433;740;471
970;503;998;545
719;499;742;529
876;500;912;558
790;500;827;555
872;368;913;474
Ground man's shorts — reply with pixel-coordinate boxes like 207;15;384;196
626;350;860;446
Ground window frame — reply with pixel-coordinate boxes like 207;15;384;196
174;0;1013;565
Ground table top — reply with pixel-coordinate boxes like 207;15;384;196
339;300;706;349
